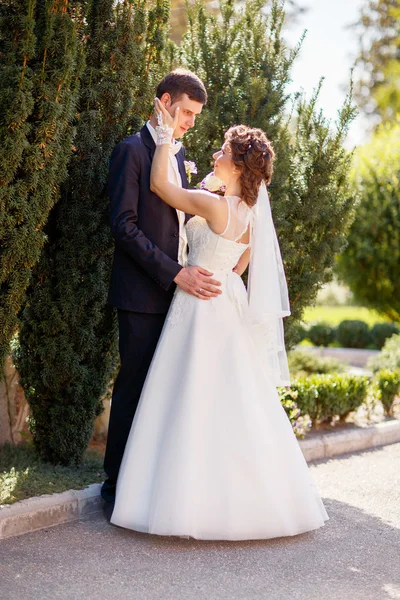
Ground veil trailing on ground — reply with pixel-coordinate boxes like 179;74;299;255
247;182;291;386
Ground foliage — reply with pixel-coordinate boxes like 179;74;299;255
368;333;400;372
372;369;400;416
177;0;357;347
354;0;400;123
336;121;400;321
307;322;336;347
370;322;400;350
288;350;346;378
0;442;104;505
291;322;308;344
289;373;370;424
16;0;170;466
303;305;389;327
0;0;85;371
300;318;397;349
278;387;312;438
335;319;372;349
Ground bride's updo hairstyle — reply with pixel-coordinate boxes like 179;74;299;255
224;125;275;208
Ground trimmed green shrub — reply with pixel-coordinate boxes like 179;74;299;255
370;322;399;350
292;322;308;345
368;333;400;373
373;369;400;416
290;373;370;424
336;320;372;349
278;387;312;438
307;322;336;346
288;350;347;378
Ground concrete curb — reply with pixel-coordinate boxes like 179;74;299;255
1;420;399;541
0;483;102;541
299;419;400;461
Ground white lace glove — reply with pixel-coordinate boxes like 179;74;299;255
154;97;178;146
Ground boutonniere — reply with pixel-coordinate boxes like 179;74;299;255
184;160;198;184
198;171;226;195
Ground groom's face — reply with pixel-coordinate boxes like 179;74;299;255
160;93;204;138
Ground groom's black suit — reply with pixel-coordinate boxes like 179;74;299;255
102;124;189;504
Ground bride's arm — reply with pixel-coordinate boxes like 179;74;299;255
150;97;227;222
150;143;224;220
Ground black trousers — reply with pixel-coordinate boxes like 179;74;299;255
101;309;167;503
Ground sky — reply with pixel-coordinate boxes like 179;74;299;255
284;0;370;148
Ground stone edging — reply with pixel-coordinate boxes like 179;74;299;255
0;483;102;541
299;419;400;461
1;419;400;541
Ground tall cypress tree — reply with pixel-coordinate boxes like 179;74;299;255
17;0;170;465
0;0;85;372
178;0;357;345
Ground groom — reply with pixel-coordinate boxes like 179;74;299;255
101;69;222;517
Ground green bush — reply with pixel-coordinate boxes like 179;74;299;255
278;387;312;438
373;369;400;416
336;320;372;349
307;322;336;346
370;322;399;350
368;333;400;372
336;121;400;323
290;373;370;424
288;350;346;378
292;322;308;345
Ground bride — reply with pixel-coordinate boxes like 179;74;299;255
110;99;329;540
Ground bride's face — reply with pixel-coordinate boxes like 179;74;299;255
212;143;235;183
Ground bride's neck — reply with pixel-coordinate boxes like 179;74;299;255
224;180;242;198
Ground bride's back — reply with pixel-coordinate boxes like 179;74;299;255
186;196;252;273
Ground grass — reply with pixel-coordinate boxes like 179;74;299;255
303;305;390;327
0;442;105;506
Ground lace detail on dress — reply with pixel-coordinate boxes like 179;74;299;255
166;289;216;328
186;216;212;257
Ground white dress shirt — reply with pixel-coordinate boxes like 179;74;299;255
146;121;188;267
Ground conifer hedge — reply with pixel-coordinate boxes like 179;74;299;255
0;0;85;372
16;0;170;465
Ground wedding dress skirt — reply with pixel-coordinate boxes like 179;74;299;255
110;208;329;540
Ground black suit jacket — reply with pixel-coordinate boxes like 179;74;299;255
107;124;189;313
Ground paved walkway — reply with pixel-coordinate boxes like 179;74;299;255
1;443;400;600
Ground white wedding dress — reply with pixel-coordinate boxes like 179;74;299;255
110;196;329;540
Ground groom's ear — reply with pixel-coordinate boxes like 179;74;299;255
159;92;172;108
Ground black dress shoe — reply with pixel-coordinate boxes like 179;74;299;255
102;499;115;523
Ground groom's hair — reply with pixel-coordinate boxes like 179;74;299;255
156;69;207;105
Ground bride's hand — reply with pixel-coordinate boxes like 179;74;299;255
154;97;180;131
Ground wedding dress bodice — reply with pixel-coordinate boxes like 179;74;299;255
186;196;252;273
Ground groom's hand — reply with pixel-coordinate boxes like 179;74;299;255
174;266;222;300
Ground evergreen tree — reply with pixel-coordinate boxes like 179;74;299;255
354;0;400;123
177;0;357;345
0;0;85;372
17;0;170;465
336;120;400;322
